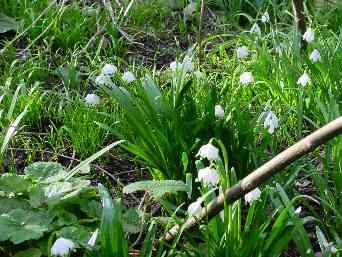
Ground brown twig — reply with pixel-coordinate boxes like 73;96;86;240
164;116;342;241
292;0;307;49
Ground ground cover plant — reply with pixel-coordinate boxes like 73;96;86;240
0;0;342;256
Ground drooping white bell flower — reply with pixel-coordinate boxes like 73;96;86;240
122;71;136;83
85;93;100;106
87;229;99;247
197;143;220;161
182;55;194;73
239;72;254;85
101;64;117;76
95;74;112;85
215;105;225;119
170;61;178;71
187;199;202;216
261;12;270;23
294;206;302;215
236;46;249;59
51;237;75;256
263;111;279;134
250;23;261;35
197;167;220;185
297;72;311;87
309;49;321;62
244;187;261;204
303;28;315;43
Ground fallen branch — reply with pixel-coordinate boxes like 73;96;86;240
292;0;307;49
165;116;342;241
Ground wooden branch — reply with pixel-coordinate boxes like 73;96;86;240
292;0;307;49
165;116;342;241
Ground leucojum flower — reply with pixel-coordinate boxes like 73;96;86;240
303;28;314;43
215;105;225;119
170;55;194;73
261;11;270;23
250;23;261;35
236;46;249;59
309;49;321;62
297;72;311;87
187;198;202;216
122;71;136;83
51;237;75;256
95;63;117;85
88;229;99;247
263;111;279;134
239;72;254;85
197;143;220;161
197;167;220;185
85;93;100;106
245;187;261;204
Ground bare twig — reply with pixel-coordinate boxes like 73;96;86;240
292;0;307;49
165;116;342;241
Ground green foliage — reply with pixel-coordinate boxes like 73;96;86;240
0;13;18;33
123;179;191;199
0;162;98;248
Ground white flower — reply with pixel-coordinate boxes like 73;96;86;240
236;46;249;59
261;12;270;23
182;55;194;73
303;28;315;43
95;74;111;85
170;56;194;73
197;167;220;185
187;199;202;216
245;188;261;203
215;105;225;119
197;143;220;161
184;2;197;19
263;111;279;134
250;23;261;35
101;64;117;76
122;71;136;83
87;229;99;247
297;72;311;87
194;70;204;79
85;93;100;106
294;206;302;215
309;49;321;62
51;237;75;256
239;72;254;85
275;43;285;56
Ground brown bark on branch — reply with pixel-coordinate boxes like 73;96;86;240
165;116;342;241
292;0;307;49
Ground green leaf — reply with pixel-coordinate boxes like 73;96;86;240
0;13;18;33
123;180;189;199
12;248;42;257
123;208;142;234
57;226;91;245
0;209;52;244
0;198;30;215
25;162;68;183
80;200;102;219
0;173;31;193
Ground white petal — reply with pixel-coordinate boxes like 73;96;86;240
303;28;315;43
236;46;249;59
197;167;220;185
51;238;75;256
85;93;100;106
309;49;321;62
250;23;261;35
261;12;270;23
197;143;220;161
87;229;99;247
297;72;311;86
187;200;202;215
101;64;117;76
294;206;302;215
215;105;225;119
239;72;254;85
245;188;261;203
95;74;112;85
122;71;136;83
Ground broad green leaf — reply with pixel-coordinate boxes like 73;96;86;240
0;173;31;193
123;180;189;198
13;248;42;257
80;200;101;219
57;226;91;244
0;209;52;244
25;162;67;183
0;198;30;215
123;208;142;234
0;13;18;33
